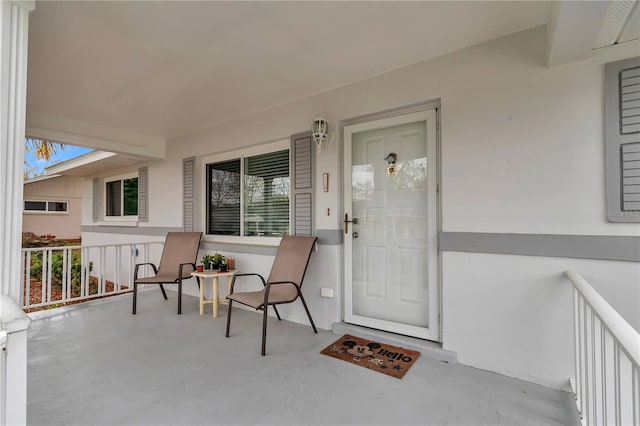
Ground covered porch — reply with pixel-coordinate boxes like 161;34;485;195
1;1;639;425
27;293;579;426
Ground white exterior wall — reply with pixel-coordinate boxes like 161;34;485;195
443;253;639;389
82;26;639;389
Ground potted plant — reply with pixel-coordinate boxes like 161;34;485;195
201;254;214;270
218;256;228;272
212;253;224;270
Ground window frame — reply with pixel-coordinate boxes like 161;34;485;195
103;172;139;222
201;139;291;246
23;199;69;215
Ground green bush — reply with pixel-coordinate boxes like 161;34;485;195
29;252;92;292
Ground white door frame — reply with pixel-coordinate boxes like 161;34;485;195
343;108;440;341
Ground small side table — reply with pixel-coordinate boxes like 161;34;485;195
191;269;238;318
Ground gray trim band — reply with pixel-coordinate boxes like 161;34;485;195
82;227;639;261
440;232;640;262
82;226;342;255
82;225;183;236
317;229;342;245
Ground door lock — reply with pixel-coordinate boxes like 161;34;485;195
344;213;359;234
352;231;359;239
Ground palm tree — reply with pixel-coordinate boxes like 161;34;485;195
26;138;64;161
24;138;65;178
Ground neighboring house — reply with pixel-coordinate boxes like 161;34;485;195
22;174;82;240
1;1;639;424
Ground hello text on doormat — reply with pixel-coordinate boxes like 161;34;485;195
320;334;420;379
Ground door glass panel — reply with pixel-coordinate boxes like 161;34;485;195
351;121;429;328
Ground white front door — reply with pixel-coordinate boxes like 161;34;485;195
343;109;439;341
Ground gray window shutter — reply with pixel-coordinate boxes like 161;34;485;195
183;157;196;232
605;57;640;222
138;167;149;222
92;177;99;222
291;132;315;236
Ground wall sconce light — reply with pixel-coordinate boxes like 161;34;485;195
312;113;334;152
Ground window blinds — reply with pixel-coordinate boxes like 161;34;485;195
244;149;290;237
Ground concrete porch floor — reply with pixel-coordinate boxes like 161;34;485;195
27;291;580;425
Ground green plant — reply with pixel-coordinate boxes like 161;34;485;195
201;254;214;269
29;252;92;293
218;256;228;271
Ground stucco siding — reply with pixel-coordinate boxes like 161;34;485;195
23;176;82;239
81;26;640;389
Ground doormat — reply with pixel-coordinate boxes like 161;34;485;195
320;334;420;379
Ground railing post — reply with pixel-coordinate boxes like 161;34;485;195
18;252;25;308
61;249;67;302
83;247;89;298
115;245;121;293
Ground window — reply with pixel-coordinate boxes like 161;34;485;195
205;141;290;241
105;174;138;218
93;167;147;224
24;200;68;214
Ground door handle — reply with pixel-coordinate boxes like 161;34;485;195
344;213;359;234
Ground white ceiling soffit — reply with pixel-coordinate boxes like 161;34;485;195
45;151;144;177
593;0;640;49
27;1;550;140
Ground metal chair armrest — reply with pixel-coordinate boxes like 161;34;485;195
134;262;158;281
263;280;301;306
229;273;267;294
178;262;196;280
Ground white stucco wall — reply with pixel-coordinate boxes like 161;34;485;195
82;26;639;390
442;252;639;389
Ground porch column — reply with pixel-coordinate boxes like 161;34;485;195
0;1;35;425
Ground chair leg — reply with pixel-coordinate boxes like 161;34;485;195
225;300;233;337
261;306;269;356
177;280;182;315
299;295;317;334
272;305;282;321
159;283;168;300
132;282;137;314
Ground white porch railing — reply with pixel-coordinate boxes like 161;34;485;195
565;270;640;426
20;242;164;310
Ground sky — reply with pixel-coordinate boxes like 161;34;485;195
24;140;93;178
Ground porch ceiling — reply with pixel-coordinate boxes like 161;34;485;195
27;1;551;140
28;1;639;144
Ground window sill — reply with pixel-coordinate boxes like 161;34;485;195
202;235;282;247
24;211;69;215
97;220;138;227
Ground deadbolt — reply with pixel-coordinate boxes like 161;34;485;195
353;231;359;239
